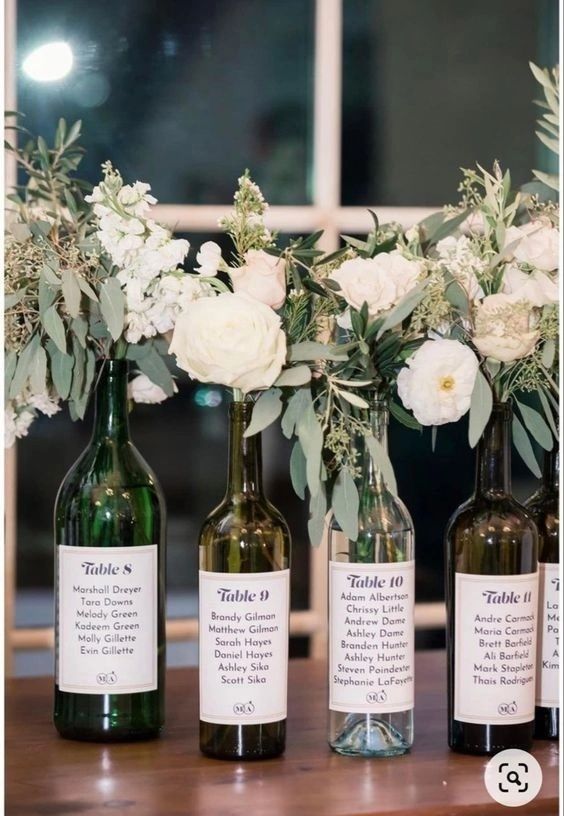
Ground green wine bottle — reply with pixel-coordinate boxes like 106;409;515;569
199;400;291;760
446;402;538;754
526;447;559;740
328;396;415;757
54;359;166;741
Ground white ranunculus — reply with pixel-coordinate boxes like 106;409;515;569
502;264;559;307
330;252;422;319
473;293;539;363
169;292;287;393
229;249;287;310
503;221;560;271
196;241;222;277
397;338;479;426
128;374;177;404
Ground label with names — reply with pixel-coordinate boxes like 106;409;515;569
329;560;415;714
57;545;158;694
454;572;538;725
199;569;290;725
536;562;560;708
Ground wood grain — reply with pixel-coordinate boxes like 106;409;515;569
5;653;559;816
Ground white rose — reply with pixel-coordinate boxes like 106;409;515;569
502;265;559;307
330;252;422;319
504;221;560;271
229;249;286;310
128;374;177;404
169;292;287;393
397;338;479;426
473;293;539;363
196;241;222;277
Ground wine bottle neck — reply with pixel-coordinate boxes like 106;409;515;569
543;446;560;492
226;401;263;499
92;359;131;443
362;397;389;489
475;403;511;497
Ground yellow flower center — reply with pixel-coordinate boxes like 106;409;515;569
439;375;455;392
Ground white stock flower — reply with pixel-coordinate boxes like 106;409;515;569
397;338;479;426
502;265;559;308
169;292;287;393
4;402;35;447
28;392;61;417
473;293;539;363
229;249;287;310
196;241;222;277
330;252;422;319
504;221;560;271
436;235;486;300
128;374;177;404
460;210;487;235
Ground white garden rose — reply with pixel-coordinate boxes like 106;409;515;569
473;293;539;363
196;241;222;277
501;264;559;307
330;252;422;319
503;221;560;271
397;338;479;426
229;249;287;310
169;292;287;393
128;374;177;404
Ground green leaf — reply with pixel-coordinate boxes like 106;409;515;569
100;278;125;341
422;209;468;246
515;399;553;451
4;290;26;309
377;281;427;338
444;275;470;316
30;344;47;394
332;469;359;541
137;348;175;397
281;389;310;439
389;399;422;431
10;336;39;397
338;390;369;409
364;434;398;496
42;306;67;353
72;315;88;348
38;279;57;317
296;400;324;496
77;275;98;301
41;264;61;285
290;440;307;500
289;341;348;362
62;268;82;318
537;388;558;442
11;222;32;242
49;348;74;400
541;339;555;370
274;365;312;387
512;414;541;478
4;351;17;400
307;485;327;548
468;369;493;448
243;389;282;437
70;339;86;411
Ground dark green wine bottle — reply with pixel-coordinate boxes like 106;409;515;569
526;447;559;740
54;359;166;741
446;403;538;754
198;400;291;760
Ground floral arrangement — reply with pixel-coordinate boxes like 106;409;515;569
4;118;189;446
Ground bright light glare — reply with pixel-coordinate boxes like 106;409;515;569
22;42;73;82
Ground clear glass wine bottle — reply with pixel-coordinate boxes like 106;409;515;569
328;396;415;757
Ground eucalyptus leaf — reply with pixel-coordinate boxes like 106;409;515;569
364;434;398;496
42;305;67;353
290;440;307;500
70;339;86;409
468;369;493;448
296;403;324;497
538;389;559;441
49;348;74;400
376;281;427;338
4;351;17;400
332;469;359;541
137;348;175;397
10;337;39;397
444;275;470;315
389;399;422;431
41;264;61;285
307;485;327;548
512;414;541;478
62;268;82;318
515;399;553;451
541;339;555;369
4;290;26;309
100;278;125;342
30;344;47;394
243;389;282;437
38;279;57;317
289;341;348;362
274;365;312;387
281;389;310;439
338;390;369;409
77;275;98;301
72;315;88;348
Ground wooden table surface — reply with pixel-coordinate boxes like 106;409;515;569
6;652;559;816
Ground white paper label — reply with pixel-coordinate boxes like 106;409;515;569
57;544;158;694
199;569;290;725
536;562;560;708
454;572;538;725
329;560;415;714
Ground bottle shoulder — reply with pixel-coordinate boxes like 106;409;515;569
57;439;163;493
446;493;538;535
200;496;291;539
